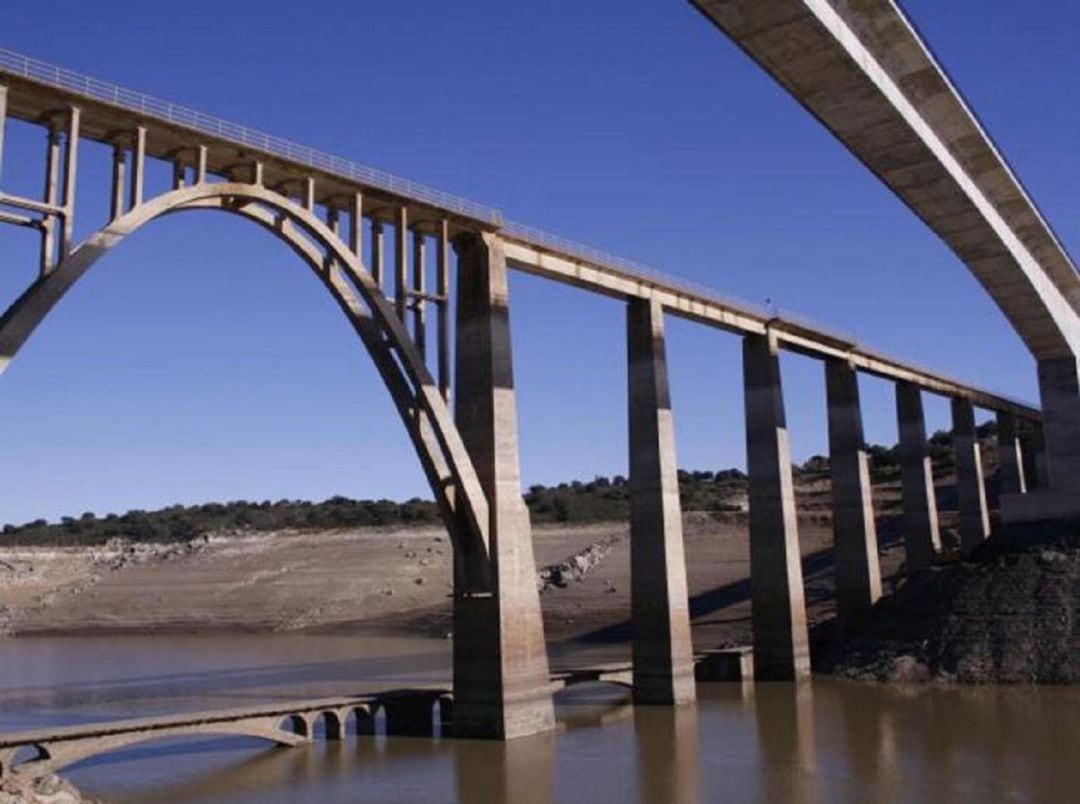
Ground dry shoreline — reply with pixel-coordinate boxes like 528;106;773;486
0;513;907;648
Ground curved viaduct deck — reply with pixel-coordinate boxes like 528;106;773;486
688;0;1080;519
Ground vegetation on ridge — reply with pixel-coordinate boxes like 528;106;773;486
0;424;999;547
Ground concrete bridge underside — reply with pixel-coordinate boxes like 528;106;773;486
690;0;1080;520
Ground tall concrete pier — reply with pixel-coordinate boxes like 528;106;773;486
452;232;554;739
896;383;941;570
952;399;990;555
743;333;809;680
825;358;882;631
626;298;696;704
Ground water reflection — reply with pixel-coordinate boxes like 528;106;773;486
1;637;1078;802
634;703;699;804
455;731;556;804
753;681;816;804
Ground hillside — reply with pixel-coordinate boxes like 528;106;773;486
0;424;990;548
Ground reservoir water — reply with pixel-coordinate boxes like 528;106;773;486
0;634;1076;802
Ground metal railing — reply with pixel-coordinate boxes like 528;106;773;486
0;48;502;226
502;220;772;321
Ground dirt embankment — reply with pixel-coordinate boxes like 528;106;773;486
0;502;901;647
821;531;1080;683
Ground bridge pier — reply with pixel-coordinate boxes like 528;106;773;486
626;298;695;705
1004;358;1080;523
996;411;1027;496
450;232;555;740
825;358;881;631
951;399;989;555
743;333;809;680
896;382;940;570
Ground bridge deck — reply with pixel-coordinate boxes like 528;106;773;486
0;48;1039;420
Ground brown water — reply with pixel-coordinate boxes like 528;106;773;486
0;634;1077;803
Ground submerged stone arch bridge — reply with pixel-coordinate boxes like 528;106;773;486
0;0;1071;744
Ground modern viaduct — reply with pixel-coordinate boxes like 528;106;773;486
0;0;1070;753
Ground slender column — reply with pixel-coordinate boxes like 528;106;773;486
996;411;1027;497
109;143;126;222
370;219;384;289
395;207;408;321
626;297;695;705
129;127;146;210
60;107;79;259
951;399;989;554
326;207;341;276
436;219;451;401
195;145;208;184
40;125;60;275
451;231;553;740
0;85;7;181
744;332;809;680
412;228;427;358
349;192;363;258
1036;357;1080;493
171;160;187;190
896;382;941;569
303;177;315;211
825;358;881;631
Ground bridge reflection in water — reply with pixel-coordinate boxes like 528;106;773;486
42;680;1077;803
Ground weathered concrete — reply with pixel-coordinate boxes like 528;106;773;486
452;232;555;739
743;332;809;680
626;298;696;704
996;411;1027;497
825;357;881;630
952;399;990;555
896;382;941;569
690;0;1080;522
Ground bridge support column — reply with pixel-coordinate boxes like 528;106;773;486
996;412;1027;497
1038;357;1080;489
744;333;809;680
825;358;881;631
952;399;989;554
896;382;940;570
1003;359;1080;523
626;298;695;705
450;232;554;740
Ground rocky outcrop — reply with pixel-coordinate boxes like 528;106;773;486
537;535;622;593
0;771;96;803
823;532;1080;683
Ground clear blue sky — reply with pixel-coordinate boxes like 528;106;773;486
1;1;1077;525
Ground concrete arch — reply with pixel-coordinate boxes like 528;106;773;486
0;182;491;574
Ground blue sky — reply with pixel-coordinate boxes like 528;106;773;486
1;1;1077;524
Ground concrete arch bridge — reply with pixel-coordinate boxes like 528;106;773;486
0;0;1075;744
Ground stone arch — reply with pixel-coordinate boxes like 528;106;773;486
317;709;346;740
279;714;310;739
0;182;491;577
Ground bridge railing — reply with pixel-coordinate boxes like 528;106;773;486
501;219;771;320
0;48;502;227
